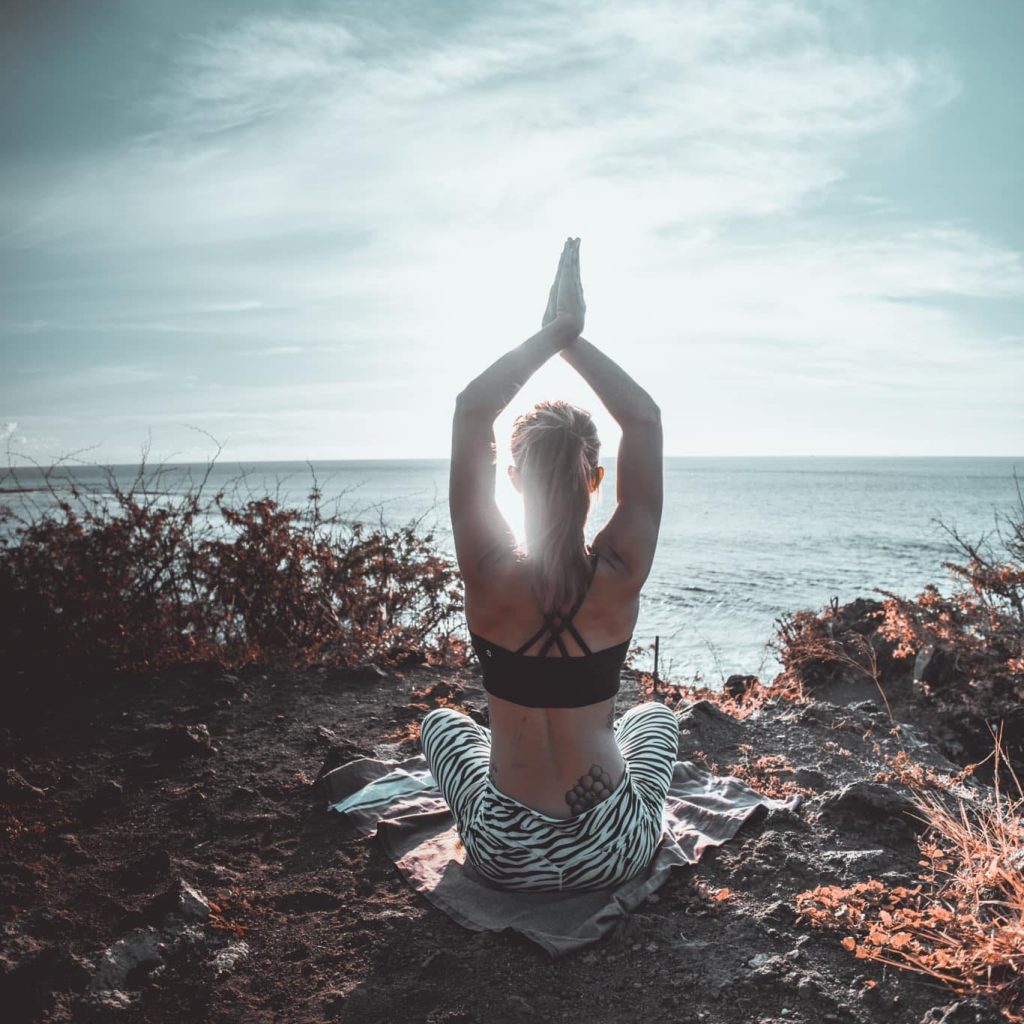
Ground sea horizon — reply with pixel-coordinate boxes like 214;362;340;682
7;454;1022;472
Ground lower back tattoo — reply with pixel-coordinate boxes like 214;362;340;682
565;764;613;815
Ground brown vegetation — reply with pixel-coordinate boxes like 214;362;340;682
875;488;1024;775
796;729;1024;1022
0;457;470;683
631;660;807;719
872;747;979;792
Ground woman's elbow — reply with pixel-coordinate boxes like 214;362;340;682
623;401;661;426
454;389;491;418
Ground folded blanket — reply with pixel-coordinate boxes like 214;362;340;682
326;754;803;956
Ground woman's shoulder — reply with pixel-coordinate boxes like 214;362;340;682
467;544;639;634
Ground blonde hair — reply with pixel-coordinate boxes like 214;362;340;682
510;400;601;614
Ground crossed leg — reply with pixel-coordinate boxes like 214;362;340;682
613;702;680;816
420;707;491;829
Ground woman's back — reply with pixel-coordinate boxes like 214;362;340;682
465;540;640;817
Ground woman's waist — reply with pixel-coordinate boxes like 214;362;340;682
487;734;627;820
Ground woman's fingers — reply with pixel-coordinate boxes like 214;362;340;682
552;237;585;333
574;239;585;314
543;240;572;326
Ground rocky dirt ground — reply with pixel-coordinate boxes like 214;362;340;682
0;600;1013;1024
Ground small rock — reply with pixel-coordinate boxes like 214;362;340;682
793;767;829;789
171;881;212;921
723;674;759;700
156;723;215;760
83;988;137;1013
760;900;794;926
315;725;339;745
675;699;746;747
818;781;924;831
822;848;891;877
1;768;46;801
210;941;249;977
145;879;212;923
920;998;1007;1024
57;833;93;864
763;803;810;828
750;954;788;979
796;969;828;998
90;926;166;990
849;700;881;714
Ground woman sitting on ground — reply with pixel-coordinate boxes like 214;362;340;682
421;237;679;892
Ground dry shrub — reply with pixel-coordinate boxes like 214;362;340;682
875;489;1024;777
686;747;813;800
380;720;424;749
713;743;814;800
627;656;807;721
770;484;1024;780
796;728;1024;1022
771;599;895;714
0;455;470;679
873;747;979;793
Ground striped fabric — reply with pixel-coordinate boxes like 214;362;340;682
419;703;680;892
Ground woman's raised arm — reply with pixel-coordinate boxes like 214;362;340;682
455;318;578;421
560;336;662;587
559;336;660;425
456;238;583;420
449;239;584;582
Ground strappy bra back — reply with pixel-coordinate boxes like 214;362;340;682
468;549;632;709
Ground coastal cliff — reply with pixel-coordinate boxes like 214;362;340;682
2;593;1020;1024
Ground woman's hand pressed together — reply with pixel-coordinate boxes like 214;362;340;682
543;237;586;338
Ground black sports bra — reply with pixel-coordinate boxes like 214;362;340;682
468;550;632;709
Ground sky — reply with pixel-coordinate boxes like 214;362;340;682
1;0;1022;464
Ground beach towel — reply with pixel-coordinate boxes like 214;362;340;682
325;752;803;956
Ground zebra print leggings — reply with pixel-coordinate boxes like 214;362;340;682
419;702;680;892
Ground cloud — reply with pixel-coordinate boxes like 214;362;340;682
154;17;360;134
0;0;1019;460
1;1;961;252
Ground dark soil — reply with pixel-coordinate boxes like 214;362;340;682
0;611;1011;1024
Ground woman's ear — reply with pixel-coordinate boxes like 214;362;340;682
508;465;523;494
589;465;605;493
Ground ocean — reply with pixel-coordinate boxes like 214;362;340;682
3;456;1020;686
